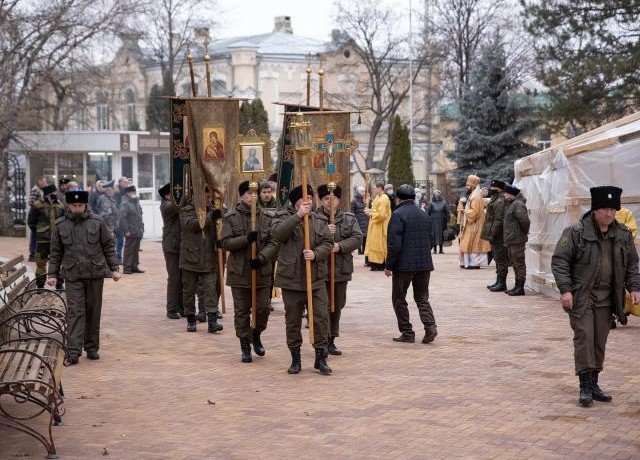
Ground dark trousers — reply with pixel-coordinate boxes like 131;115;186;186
29;228;37;259
392;271;436;336
163;251;182;314
115;228;124;262
569;302;611;375
123;236;141;271
325;281;348;337
491;242;509;278
66;279;104;355
35;241;63;288
231;286;271;338
182;269;218;315
282;288;329;349
359;235;367;255
506;243;526;280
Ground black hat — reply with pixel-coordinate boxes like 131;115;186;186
491;179;505;190
124;185;136;193
158;183;171;197
258;181;273;192
238;180;251;196
504;184;520;196
268;173;278;182
42;184;57;196
103;180;115;189
396;184;415;200
590;186;622;211
317;184;342;200
59;178;71;186
65;190;89;204
288;184;314;204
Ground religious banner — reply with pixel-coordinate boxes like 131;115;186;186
185;98;241;228
228;129;274;208
169;98;191;207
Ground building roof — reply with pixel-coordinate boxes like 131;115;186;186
211;32;328;57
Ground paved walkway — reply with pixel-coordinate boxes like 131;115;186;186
1;237;640;459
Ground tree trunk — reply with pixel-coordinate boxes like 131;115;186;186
0;137;15;236
366;115;383;169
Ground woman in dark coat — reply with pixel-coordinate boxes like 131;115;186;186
427;190;450;254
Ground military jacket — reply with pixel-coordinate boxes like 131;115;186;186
551;213;640;323
160;198;181;254
273;207;333;291
315;208;363;283
49;210;117;281
97;194;119;232
258;198;278;210
480;193;505;244
221;202;280;288
503;196;530;245
27;198;65;241
179;204;217;273
119;196;144;238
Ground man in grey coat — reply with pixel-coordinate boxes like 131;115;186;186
97;180;119;234
119;185;144;274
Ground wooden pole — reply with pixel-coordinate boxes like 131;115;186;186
301;163;315;345
214;191;226;314
249;178;258;329
306;59;312;106
204;54;212;98
328;180;336;313
318;67;325;111
187;53;197;97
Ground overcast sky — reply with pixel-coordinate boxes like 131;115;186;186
216;0;409;42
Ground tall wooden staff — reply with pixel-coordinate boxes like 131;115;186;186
288;113;315;345
306;54;312;106
249;178;258;329
214;191;226;314
364;173;371;208
187;53;197;97
328;181;336;313
204;54;212;97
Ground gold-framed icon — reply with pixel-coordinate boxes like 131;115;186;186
233;129;274;180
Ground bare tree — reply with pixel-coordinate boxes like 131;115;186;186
0;0;137;235
333;0;434;171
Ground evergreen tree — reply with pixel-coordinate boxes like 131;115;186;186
239;98;270;136
387;115;415;188
449;35;537;187
521;0;640;133
146;70;174;131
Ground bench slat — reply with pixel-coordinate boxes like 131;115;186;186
1;266;27;289
6;277;30;304
0;255;25;276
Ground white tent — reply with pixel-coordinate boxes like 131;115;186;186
514;112;640;298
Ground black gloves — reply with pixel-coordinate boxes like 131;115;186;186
247;231;259;243
210;209;222;220
250;257;263;269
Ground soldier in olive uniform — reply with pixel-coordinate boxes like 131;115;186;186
179;187;223;333
315;184;362;355
273;185;334;375
159;183;183;319
97;180;119;235
552;186;640;407
481;180;508;292
502;184;530;296
119;185;145;274
48;190;121;364
222;181;280;363
27;184;65;289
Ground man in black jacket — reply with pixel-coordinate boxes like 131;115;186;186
385;184;438;344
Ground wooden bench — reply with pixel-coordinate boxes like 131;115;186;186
0;255;68;459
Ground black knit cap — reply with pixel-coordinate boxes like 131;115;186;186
65;190;89;204
590;186;622;211
288;184;314;204
124;185;136;193
491;179;505;190
238;180;251;196
504;184;520;195
158;183;171;197
396;184;415;200
317;184;342;200
42;184;57;196
59;178;71;186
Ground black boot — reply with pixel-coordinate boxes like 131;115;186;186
591;371;612;402
328;336;342;356
251;330;265;356
240;337;252;363
207;312;223;333
186;314;197;332
486;275;500;290
507;279;525;296
314;348;332;375
489;275;508;292
287;347;301;374
578;372;593;407
422;326;438;344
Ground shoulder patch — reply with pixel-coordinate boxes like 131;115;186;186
560;234;569;247
55;216;66;224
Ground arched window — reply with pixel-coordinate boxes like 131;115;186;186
126;89;137;130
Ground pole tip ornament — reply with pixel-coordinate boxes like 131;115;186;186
204;54;211;62
249;180;259;192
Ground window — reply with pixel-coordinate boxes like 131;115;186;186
154;154;169;199
121;156;133;179
126;89;137;130
77;106;88;130
138;153;153;188
96;91;109;130
87;152;113;184
57;152;84;186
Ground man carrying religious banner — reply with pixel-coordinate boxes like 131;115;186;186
315;184;362;355
222;181;280;363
